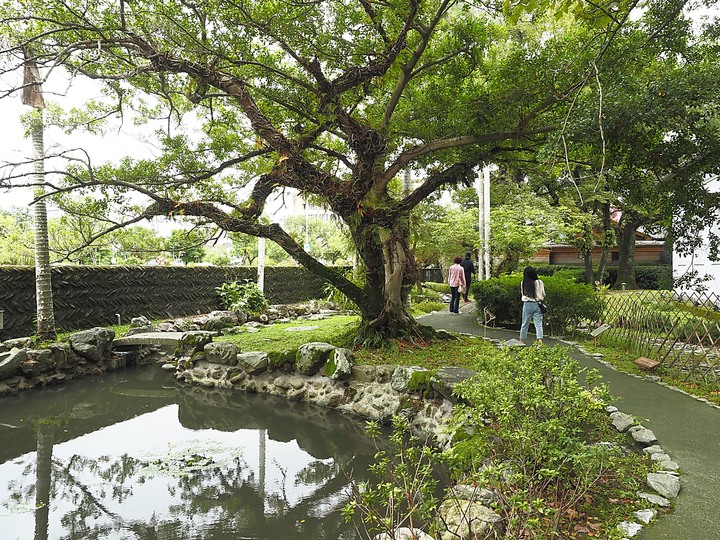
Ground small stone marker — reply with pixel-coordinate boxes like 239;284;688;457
634;357;660;370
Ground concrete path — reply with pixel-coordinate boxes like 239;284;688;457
419;304;720;539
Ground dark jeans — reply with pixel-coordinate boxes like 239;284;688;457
449;286;460;313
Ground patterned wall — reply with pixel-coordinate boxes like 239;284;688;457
0;266;332;339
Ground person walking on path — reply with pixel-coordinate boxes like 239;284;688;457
447;256;467;314
459;251;476;303
519;266;545;345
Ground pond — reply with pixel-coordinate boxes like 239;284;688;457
0;365;378;540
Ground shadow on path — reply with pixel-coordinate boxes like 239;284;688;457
419;304;720;540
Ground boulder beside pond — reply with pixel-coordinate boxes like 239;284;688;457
70;327;115;364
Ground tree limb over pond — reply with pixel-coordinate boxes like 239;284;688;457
1;0;706;343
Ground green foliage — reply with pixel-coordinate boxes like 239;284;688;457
423;282;450;294
215;279;268;314
343;416;440;538
472;273;605;335
165;229;207;264
606;265;673;290
444;346;643;537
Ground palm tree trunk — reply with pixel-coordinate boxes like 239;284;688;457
31;110;56;340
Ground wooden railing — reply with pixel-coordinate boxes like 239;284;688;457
597;290;720;389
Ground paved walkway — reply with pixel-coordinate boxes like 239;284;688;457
419;304;720;539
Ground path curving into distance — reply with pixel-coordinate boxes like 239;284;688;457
419;305;720;539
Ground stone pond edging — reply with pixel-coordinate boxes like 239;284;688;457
0;307;682;540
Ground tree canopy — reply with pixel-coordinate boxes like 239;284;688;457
1;0;715;341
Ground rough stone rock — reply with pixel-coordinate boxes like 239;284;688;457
125;315;153;336
48;342;79;371
202;311;240;331
432;367;477;401
642;444;664;455
0;348;27;380
324;347;354;380
20;349;55;377
390;365;427;393
618;521;643;537
649;452;671;462
634;509;656;524
658;460;679;472
351;365;395;384
646;472;681;499
70;327;115;364
629;426;658;445
437;498;504;540
3;337;32;349
447;484;501;508
373;528;434;540
204;342;240;366
238;351;269;374
296;342;335;375
637;492;672;507
610;411;635;432
176;331;214;358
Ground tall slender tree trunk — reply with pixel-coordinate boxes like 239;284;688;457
23;54;56;341
615;217;641;290
593;203;612;285
30;111;56;340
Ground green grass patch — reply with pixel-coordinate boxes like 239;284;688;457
216;315;359;351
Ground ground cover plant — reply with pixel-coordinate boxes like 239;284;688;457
444;346;649;539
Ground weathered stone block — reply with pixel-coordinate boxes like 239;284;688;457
646;472;681;499
296;342;335;375
0;348;27;380
204;341;240;366
238;351;269;374
324;347;354;380
70;327;115;364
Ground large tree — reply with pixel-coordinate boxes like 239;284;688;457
0;0;659;342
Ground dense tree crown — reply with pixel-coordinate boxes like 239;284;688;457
1;0;718;339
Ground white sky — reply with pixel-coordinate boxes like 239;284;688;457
0;4;717;214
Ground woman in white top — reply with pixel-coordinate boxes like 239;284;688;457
519;266;545;345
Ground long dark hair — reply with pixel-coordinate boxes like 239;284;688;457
522;266;539;297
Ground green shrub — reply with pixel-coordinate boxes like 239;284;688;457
424;281;450;294
215;279;268;313
410;285;443;304
472;273;604;336
444;347;642;538
605;265;673;290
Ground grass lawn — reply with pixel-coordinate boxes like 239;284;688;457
215;314;505;369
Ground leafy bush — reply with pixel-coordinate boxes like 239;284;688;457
472;273;605;336
444;347;643;538
215;279;268;313
606;265;673;290
424;281;450;294
343;416;440;538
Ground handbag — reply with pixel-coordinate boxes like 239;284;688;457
459;284;466;294
538;299;547;314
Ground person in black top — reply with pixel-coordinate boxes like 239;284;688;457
459;251;476;303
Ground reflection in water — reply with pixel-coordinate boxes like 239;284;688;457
0;366;376;539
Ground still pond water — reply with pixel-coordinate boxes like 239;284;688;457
0;365;378;540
